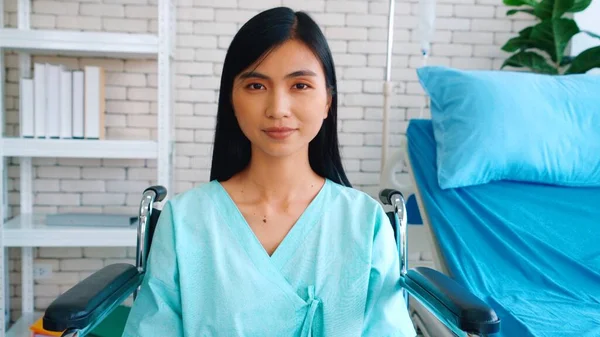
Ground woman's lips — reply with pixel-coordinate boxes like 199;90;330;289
263;127;296;140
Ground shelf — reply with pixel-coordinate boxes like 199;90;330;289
6;312;41;337
1;137;158;159
0;28;158;58
3;214;137;247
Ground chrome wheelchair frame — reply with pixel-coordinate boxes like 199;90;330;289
41;186;500;337
379;189;500;337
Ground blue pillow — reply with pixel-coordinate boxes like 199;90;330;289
416;66;600;189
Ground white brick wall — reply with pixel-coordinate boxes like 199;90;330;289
3;0;534;322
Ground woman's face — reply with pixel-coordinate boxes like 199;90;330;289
232;39;331;159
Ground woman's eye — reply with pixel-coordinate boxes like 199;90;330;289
294;83;310;90
248;83;265;90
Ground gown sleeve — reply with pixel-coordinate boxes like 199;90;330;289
362;203;417;337
121;200;184;337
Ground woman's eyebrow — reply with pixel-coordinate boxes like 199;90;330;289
238;70;317;80
285;70;317;79
239;71;270;80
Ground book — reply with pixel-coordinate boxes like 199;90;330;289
20;78;34;138
84;66;106;140
24;64;106;140
45;63;61;139
33;63;46;138
72;70;85;139
45;213;137;227
60;69;73;139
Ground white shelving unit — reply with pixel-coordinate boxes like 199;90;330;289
3;214;138;248
0;28;160;58
1;138;159;159
0;0;176;333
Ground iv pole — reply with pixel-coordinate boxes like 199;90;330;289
379;0;436;196
380;0;410;197
380;0;395;176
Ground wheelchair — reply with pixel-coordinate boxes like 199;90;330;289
41;185;500;337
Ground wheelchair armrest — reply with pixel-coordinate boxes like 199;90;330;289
406;267;500;335
43;263;143;332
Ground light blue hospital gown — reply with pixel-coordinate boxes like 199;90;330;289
122;178;416;337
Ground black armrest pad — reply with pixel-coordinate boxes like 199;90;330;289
407;267;500;334
43;263;141;332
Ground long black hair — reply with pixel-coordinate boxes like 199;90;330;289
209;6;352;188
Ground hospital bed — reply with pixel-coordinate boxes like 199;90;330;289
399;66;600;337
403;119;600;337
38;188;500;336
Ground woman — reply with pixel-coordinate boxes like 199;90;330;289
122;7;416;337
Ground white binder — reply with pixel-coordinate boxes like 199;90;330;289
60;69;73;139
19;78;34;138
72;71;85;139
33;63;46;138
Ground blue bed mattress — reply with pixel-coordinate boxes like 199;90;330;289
407;119;600;337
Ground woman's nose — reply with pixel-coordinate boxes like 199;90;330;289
265;90;292;119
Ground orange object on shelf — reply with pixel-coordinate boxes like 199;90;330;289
29;316;64;337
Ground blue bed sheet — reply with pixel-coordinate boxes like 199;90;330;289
407;119;600;337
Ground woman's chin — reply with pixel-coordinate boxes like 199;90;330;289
254;143;307;159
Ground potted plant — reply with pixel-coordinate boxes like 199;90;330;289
501;0;600;74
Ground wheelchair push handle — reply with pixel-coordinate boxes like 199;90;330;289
379;188;404;206
137;185;167;278
143;185;167;202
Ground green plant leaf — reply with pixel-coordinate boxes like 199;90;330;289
503;0;538;7
501;28;537;52
534;0;574;19
582;30;600;40
501;37;527;52
507;8;536;15
565;46;600;73
501;51;559;74
534;0;553;19
553;0;575;17
501;35;548;53
519;26;534;37
529;18;579;63
560;56;574;66
568;0;593;12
